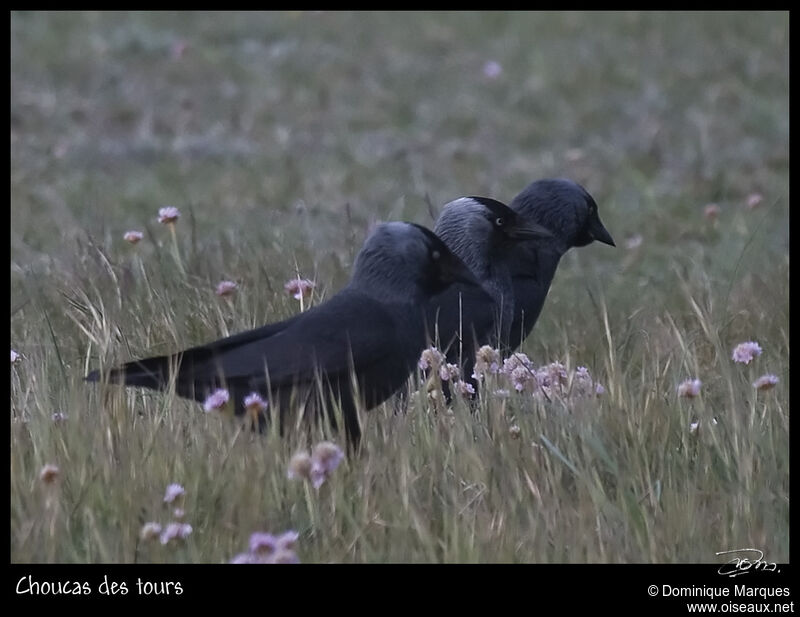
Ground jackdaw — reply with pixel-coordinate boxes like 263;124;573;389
86;222;483;448
506;178;615;350
427;196;553;387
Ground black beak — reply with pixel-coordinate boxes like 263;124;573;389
505;221;554;240
588;214;615;247
437;252;480;287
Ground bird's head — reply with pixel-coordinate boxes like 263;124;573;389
434;196;554;276
509;179;615;253
352;221;480;299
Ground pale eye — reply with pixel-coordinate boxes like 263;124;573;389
495;217;504;227
431;250;441;260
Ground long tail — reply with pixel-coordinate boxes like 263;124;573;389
86;353;184;392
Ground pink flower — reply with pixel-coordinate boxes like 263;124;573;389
249;532;278;555
163;483;185;504
746;193;763;210
510;366;534;392
482;60;503;79
677;378;702;398
732;341;762;364
123;230;144;244
456;380;475;396
215;280;238;297
39;464;60;484
704;204;721;221
509;425;521;439
160;522;192;545
203;388;230;412
752;374;779;391
140;522;162;541
232;530;301;564
243;392;267;415
11;349;20;364
173;508;185;519
625;234;643;250
284;277;315;300
51;412;68;423
595;383;605;396
157;207;181;224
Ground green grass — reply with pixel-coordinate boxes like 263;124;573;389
11;11;789;563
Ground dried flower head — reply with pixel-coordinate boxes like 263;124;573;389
287;451;313;481
677;378;702;398
284;277;315;300
39;464;60;484
160;522;192;545
418;347;445;371
502;353;534;375
158;207;181;224
439;363;460;382
308;442;345;490
689;421;700;434
123;230;144;244
509;425;521;439
203;388;230;412
704;203;721;221
732;341;762;364
746;193;764;210
163;483;186;504
215;280;238;297
752;374;779;391
473;345;501;380
140;522;162;542
312;441;344;471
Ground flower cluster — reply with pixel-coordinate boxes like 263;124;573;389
420;346;605;403
140;482;193;546
288;441;345;490
230;530;300;564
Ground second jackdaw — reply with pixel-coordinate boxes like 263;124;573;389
506;178;615;351
426;196;553;387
